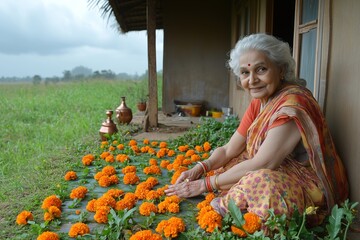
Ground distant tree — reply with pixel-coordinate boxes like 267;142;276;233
63;70;72;81
71;66;92;78
33;75;42;85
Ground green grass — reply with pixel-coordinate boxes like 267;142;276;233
0;79;161;238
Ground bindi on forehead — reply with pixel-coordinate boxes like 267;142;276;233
248;64;251;66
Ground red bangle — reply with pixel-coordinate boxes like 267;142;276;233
205;176;213;192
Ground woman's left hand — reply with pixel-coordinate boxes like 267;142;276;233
165;178;206;198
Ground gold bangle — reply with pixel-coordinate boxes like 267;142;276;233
215;174;220;190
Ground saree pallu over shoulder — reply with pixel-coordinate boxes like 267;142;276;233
246;84;349;210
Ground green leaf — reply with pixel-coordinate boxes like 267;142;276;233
326;204;344;239
228;198;245;227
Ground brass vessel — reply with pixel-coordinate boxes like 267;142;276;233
116;96;133;124
99;110;118;141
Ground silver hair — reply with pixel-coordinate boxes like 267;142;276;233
228;33;296;83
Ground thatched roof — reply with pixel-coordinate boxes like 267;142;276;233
91;0;163;33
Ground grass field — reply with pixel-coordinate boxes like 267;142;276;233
0;79;161;238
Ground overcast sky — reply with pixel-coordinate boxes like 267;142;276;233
0;0;163;78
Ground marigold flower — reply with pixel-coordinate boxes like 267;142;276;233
146;176;159;187
68;222;90;237
37;231;59;240
164;195;181;204
143;139;150;145
86;199;97;212
141;146;150;153
167;203;180;213
156;148;167;158
143;165;161;175
195;145;204;152
98;175;112;187
94;206;111;223
109;175;119;185
42;195;62;210
146;190;160;200
105;154;115;163
160;160;170;168
231;212;261;237
76;210;81;215
178;145;189;152
183;158;192;165
151;141;158;146
149;158;158;166
94;195;116;210
131;145;140;153
94;171;105;181
148;147;156;155
203;142;211;152
64;171;77;181
16;210;33;225
117;144;124;150
129;230;162;240
159;141;167;148
157;201;169;214
185;149;195;157
191;154;201;162
139;202;158;216
122;165;137;174
82;154;95;166
70;186;88;199
129;139;137;146
123;172;140;185
102;165;116;176
109;145;116;151
48;206;61;218
167;149;176;157
202;152;210;159
105;189;124;199
44;212;54;222
116;154;130;163
198;210;222;232
100;151;110;159
155;217;185;238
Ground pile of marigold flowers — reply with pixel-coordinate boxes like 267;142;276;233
15;136;264;239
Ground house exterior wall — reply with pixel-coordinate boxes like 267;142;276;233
162;0;231;114
326;0;360;204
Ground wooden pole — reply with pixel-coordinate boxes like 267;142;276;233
146;0;158;129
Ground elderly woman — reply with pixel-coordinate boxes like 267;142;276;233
165;33;348;222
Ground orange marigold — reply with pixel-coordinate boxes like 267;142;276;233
178;145;189;152
82;154;95;166
100;151;110;159
41;195;62;210
195;145;204;152
116;154;130;163
105;188;124;199
94;206;111;223
139;202;158;216
129;230;162;240
198;210;222;233
167;149;176;157
98;175;112;187
203;142;211;152
146;176;159;187
202;152;210;159
68;222;90;237
149;158;158;166
191;154;201;162
143;139;150;145
128;139;137;146
44;212;54;222
143;165;161;175
146;190;160;201
156;148;167;158
86;199;97;212
64;171;77;181
159;141;167;148
109;175;119;185
102;165;116;176
16;210;33;225
105;154;115;163
157;201;169;214
167;203;180;213
151;141;158;146
231;212;262;237
185;149;195;157
48;206;62;218
109;145;116;151
123;172;140;185
37;231;59;240
155;217;185;238
70;186;88;199
117;143;125;150
160;160;170;168
122;165;137;174
94;195;116;210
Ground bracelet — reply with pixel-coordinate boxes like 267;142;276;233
214;174;220;190
197;162;206;174
205;176;213;192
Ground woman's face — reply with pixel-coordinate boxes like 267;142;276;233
238;50;283;104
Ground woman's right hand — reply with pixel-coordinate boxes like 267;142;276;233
175;164;204;184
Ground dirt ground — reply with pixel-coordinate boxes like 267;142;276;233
131;111;201;141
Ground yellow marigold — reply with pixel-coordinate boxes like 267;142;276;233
167;149;176;157
156;217;185;238
146;190;160;200
160;160;170;168
116;154;130;163
129;139;137;146
68;222;90;237
203;142;211;152
143;165;161;175
70;186;88;199
146;176;159;187
94;206;111;223
105;154;115;163
109;145;116;151
149;158;158;166
123;172;140;185
105;189;124;199
86;199;97;212
41;195;62;210
102;165;116;176
151;141;158;146
94;195;116;210
82;154;95;166
117;144;124;150
191;154;201;162
37;231;59;240
100;151;110;159
195;145;204;152
167;203;180;213
122;165;137;174
98;175;111;187
139;202;158;216
129;230;162;240
185;149;195;157
143;139;150;145
64;171;77;181
16;210;33;225
198;210;222;233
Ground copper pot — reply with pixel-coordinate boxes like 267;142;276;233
99;110;118;141
116;96;133;124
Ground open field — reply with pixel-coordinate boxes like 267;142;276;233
0;79;159;238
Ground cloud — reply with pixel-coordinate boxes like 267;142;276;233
0;0;163;77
